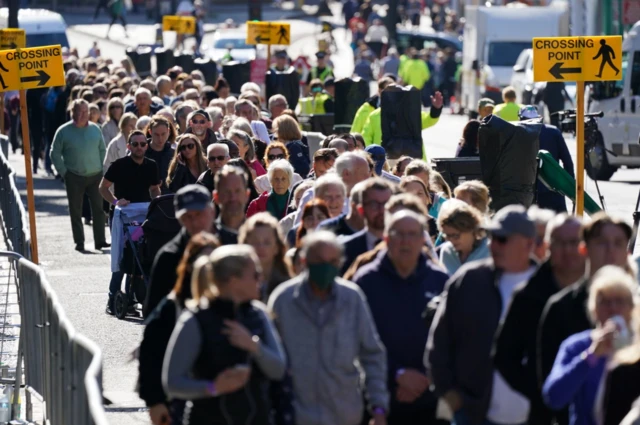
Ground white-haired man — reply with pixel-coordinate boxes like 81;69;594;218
125;87;163;117
197;143;230;193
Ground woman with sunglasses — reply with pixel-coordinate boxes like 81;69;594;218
163;245;286;425
436;199;489;275
102;98;124;146
167;134;208;194
247;159;296;220
254;142;303;195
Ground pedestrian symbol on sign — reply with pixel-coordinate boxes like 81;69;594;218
277;25;288;44
593;39;620;78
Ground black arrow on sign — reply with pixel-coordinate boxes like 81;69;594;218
0;42;17;49
20;70;51;87
255;35;270;43
549;62;582;80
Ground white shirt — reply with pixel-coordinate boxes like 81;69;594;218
487;266;536;425
294;187;349;226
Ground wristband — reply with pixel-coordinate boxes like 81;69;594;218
112;199;118;206
373;407;386;416
206;381;217;396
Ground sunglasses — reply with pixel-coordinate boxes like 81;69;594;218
179;143;196;151
491;234;509;245
130;141;147;148
191;119;207;125
268;154;285;161
208;155;227;162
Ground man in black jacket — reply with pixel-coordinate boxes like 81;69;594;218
537;213;632;402
493;214;585;425
427;205;537;425
143;185;215;317
213;165;249;245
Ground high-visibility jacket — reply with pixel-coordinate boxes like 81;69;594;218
362;107;441;159
297;94;329;115
493;102;523;122
399;59;430;90
310;66;333;82
350;97;377;133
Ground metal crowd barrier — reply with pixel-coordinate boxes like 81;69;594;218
0;148;31;259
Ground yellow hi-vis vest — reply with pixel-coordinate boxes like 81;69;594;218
299;94;329;115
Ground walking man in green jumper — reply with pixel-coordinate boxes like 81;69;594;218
51;99;109;252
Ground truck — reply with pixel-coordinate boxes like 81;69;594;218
585;20;640;180
461;4;569;117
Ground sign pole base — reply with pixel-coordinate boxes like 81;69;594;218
19;89;38;263
576;81;585;217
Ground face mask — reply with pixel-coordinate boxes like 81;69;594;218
307;263;339;290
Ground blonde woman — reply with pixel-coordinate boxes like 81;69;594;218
453;180;491;215
543;266;639;425
166;134;207;193
163;245;286;425
102;97;124;144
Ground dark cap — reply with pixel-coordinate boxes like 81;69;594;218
484;205;536;238
174;184;212;218
274;49;288;58
315;51;326;59
188;109;211;122
365;144;386;176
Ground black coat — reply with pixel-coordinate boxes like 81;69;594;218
340;230;370;275
604;360;640;425
493;261;562;425
143;228;190;317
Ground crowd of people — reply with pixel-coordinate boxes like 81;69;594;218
7;22;639;425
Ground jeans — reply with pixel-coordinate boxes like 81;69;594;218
109;271;130;298
64;171;106;246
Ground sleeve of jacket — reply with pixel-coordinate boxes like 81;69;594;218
50;127;67;177
493;289;535;398
143;249;174;318
425;275;458;396
362;113;375;146
542;335;592;410
351;103;372;134
421;108;442;130
537;297;566;387
98;129;106;166
355;285;390;412
246;197;261;218
103;140;118;174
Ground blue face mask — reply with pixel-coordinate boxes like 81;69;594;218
307;263;339;290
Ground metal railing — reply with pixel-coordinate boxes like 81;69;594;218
0;147;30;259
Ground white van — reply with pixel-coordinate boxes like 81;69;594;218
586;20;640;180
0;8;69;49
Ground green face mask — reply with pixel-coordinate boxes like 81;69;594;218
308;262;339;290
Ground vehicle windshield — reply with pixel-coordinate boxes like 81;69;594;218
26;33;69;48
487;41;532;67
214;38;251;49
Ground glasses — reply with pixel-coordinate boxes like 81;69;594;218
597;296;632;308
179;143;196;151
362;200;387;210
268;154;285;161
130;141;147;148
208;155;227;162
191;119;207;125
443;232;461;242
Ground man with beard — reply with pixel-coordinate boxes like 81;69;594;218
213;165;250;245
185;109;217;150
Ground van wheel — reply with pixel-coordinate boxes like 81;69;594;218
586;131;617;181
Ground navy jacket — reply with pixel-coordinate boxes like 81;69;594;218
352;250;448;418
538;125;574;194
340;229;371;275
285;140;310;178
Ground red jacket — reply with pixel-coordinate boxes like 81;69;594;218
246;192;270;218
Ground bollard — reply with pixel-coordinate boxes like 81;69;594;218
265;68;300;110
136;46;153;77
125;47;139;71
154;47;175;76
222;61;251;95
175;52;195;74
335;77;369;129
193;57;218;85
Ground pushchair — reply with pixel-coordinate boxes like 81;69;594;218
114;195;181;319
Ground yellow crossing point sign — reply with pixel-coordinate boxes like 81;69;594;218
0;44;65;91
162;15;196;35
533;36;623;82
246;21;291;45
0;29;25;50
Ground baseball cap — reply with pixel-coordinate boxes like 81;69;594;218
477;98;495;110
484;205;536;239
188;109;211;122
518;105;541;120
365;144;386;176
174;185;212;218
274;49;288;58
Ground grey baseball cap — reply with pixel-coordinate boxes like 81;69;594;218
484;204;536;238
174;184;211;218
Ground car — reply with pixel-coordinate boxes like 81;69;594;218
395;29;462;55
209;29;265;63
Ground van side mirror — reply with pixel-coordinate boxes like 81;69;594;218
472;60;479;71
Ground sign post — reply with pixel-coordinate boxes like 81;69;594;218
246;21;291;66
533;35;622;216
1;44;65;263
